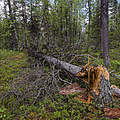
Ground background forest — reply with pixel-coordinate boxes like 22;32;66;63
0;0;120;120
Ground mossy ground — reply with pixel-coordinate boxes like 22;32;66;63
0;49;28;93
0;49;120;120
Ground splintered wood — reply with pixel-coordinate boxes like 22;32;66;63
57;55;119;105
59;61;110;104
77;64;109;96
64;55;111;104
75;64;110;104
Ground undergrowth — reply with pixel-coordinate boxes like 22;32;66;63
0;49;28;92
0;49;120;120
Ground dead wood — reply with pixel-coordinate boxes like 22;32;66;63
29;52;120;105
43;55;82;75
104;108;120;119
59;82;85;95
111;85;120;98
42;55;113;104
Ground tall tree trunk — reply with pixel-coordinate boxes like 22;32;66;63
94;0;101;50
13;0;19;50
30;0;33;22
4;0;8;19
101;0;110;67
87;0;91;52
43;0;49;44
21;0;27;50
7;0;19;50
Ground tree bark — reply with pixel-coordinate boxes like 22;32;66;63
7;0;19;50
4;0;8;19
95;74;113;106
87;0;91;52
21;0;27;50
45;56;82;74
101;0;110;67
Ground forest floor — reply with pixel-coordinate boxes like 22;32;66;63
0;49;120;120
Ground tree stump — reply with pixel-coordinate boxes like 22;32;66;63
95;73;113;106
77;65;113;106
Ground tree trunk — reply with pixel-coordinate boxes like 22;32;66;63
7;0;19;50
21;0;27;50
13;0;19;50
4;0;8;19
95;74;113;106
28;50;120;105
101;0;110;67
87;0;91;52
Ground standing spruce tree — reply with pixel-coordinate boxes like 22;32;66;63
109;0;120;48
101;0;110;67
87;0;92;52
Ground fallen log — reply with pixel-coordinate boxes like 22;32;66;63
28;51;120;105
44;55;82;74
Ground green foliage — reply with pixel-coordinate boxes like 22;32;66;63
0;49;28;92
1;94;103;120
0;106;13;120
34;95;105;120
0;19;11;49
0;49;29;119
111;60;120;71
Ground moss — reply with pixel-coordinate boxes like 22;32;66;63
0;49;28;92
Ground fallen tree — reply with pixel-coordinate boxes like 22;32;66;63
28;50;120;106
